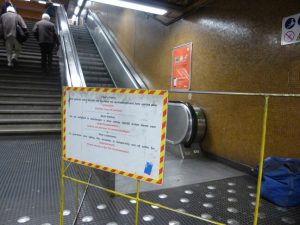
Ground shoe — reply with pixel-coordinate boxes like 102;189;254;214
8;62;13;70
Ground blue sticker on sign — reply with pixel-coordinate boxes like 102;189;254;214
285;18;296;29
144;162;153;175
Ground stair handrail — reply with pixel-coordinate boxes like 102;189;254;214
56;5;86;87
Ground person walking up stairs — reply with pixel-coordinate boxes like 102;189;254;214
0;6;28;68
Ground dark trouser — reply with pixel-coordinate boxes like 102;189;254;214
39;43;54;71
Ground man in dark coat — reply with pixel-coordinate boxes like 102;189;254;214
45;0;56;20
0;6;27;67
33;13;59;72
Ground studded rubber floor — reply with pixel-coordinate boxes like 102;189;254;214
0;136;299;225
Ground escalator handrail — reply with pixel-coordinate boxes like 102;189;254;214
167;101;198;146
56;6;86;87
87;10;147;89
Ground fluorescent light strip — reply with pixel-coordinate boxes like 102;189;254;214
38;0;46;4
92;0;167;15
53;3;60;7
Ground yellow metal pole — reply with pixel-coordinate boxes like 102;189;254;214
60;90;66;225
75;182;79;212
253;96;269;225
135;180;141;225
59;157;65;225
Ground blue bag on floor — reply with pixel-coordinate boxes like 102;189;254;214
260;157;300;207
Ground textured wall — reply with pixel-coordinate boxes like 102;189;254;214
91;0;300;166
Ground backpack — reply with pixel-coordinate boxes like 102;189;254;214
259;157;300;207
16;24;28;44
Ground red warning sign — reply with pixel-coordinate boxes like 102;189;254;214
171;43;192;90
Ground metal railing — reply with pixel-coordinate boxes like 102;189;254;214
56;5;86;87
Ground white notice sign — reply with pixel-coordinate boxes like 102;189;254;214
281;13;300;45
62;88;168;184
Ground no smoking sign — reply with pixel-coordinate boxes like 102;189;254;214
284;31;295;43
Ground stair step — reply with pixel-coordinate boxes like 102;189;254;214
82;67;107;73
0;89;61;95
0;101;60;105
0;109;60;114
0;124;60;134
82;71;109;77
78;57;103;63
0;56;59;65
78;52;101;58
0;118;60;124
0;92;60;98
0;49;55;58
0;85;60;91
0;69;60;76
0;18;62;135
85;77;112;83
0;79;60;86
0;114;60;119
0;63;59;70
86;83;114;88
0;74;60;82
0;96;60;102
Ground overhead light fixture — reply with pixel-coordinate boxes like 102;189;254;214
38;0;46;4
91;0;167;15
78;0;84;6
53;3;60;7
74;6;80;15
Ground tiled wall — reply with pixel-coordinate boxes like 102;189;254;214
91;0;300;166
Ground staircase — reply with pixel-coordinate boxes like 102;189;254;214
0;21;61;134
69;25;115;88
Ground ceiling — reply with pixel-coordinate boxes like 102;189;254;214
84;0;210;25
2;0;209;24
146;0;210;25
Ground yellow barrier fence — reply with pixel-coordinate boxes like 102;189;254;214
59;90;300;225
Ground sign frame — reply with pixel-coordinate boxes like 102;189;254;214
171;42;193;90
62;87;168;185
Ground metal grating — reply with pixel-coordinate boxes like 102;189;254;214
0;136;299;225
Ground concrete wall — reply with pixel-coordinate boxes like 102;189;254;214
90;0;300;166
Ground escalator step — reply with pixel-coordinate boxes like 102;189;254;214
70;25;115;88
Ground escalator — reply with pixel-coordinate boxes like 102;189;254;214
0;21;61;134
69;25;114;88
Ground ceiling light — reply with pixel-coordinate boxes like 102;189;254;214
91;0;167;15
38;0;46;4
78;0;84;6
74;6;80;15
53;3;60;7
